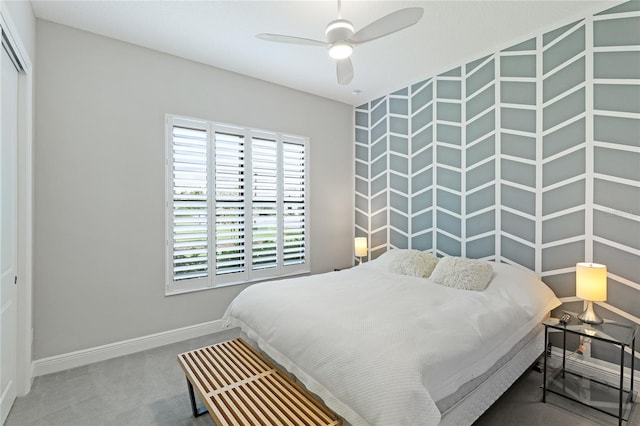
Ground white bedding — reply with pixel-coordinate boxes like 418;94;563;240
223;260;561;426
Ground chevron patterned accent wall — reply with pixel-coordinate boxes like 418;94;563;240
354;1;639;364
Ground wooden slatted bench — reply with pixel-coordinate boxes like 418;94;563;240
177;338;342;426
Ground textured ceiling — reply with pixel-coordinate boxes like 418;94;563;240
31;0;617;105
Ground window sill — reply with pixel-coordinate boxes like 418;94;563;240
165;269;311;297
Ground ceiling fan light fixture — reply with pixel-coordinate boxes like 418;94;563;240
329;42;353;59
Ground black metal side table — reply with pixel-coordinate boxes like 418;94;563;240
543;316;638;425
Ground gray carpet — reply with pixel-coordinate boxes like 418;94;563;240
6;328;637;426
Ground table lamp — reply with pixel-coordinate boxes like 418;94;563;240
576;262;607;325
354;237;368;265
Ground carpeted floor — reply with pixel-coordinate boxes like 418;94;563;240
6;328;636;426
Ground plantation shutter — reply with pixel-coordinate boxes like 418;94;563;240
171;125;209;281
283;141;306;266
166;115;309;294
214;132;246;276
251;137;278;270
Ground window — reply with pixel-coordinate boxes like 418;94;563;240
166;115;309;294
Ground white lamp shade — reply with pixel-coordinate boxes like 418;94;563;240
354;237;368;257
576;262;607;302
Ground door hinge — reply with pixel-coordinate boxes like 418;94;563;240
14;275;18;285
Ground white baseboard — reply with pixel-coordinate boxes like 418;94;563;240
549;347;640;390
32;319;227;377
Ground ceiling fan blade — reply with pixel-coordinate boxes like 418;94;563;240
349;7;424;44
256;33;326;46
337;57;354;85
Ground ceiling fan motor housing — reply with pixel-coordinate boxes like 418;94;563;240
325;19;354;43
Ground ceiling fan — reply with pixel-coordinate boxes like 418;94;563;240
256;1;424;85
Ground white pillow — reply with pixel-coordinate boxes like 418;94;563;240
430;256;493;291
362;248;406;270
388;249;439;278
486;262;561;318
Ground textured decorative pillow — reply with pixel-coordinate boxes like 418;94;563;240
430;256;494;291
389;250;439;278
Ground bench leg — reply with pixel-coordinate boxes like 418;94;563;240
187;378;208;417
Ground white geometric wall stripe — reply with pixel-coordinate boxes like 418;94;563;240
589;3;640;333
388;87;410;250
355;96;391;261
498;36;539;273
465;54;497;261
434;67;463;257
354;100;370;257
354;1;639;363
369;96;389;259
410;78;434;251
539;19;591;332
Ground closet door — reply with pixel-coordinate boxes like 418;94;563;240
0;42;19;424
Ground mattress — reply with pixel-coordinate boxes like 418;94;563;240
439;325;546;425
436;322;543;412
223;256;560;425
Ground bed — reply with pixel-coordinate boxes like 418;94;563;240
223;250;561;425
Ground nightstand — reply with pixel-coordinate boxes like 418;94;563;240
543;316;638;425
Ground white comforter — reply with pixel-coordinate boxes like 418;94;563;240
223;261;560;426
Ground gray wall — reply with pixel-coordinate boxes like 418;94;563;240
34;20;353;359
355;2;639;366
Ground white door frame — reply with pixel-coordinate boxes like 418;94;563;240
0;3;34;396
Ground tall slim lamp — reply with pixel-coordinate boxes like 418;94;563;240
354;237;368;265
576;262;607;325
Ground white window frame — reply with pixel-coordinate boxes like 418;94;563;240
165;114;311;295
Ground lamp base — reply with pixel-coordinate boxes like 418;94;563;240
578;301;603;325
